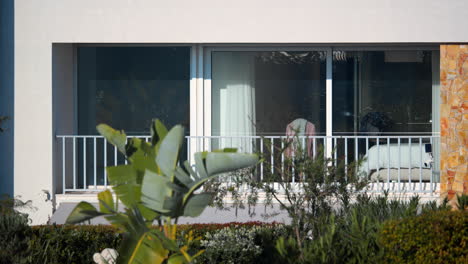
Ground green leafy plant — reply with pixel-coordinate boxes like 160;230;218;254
231;138;368;262
66;119;258;264
0;195;33;264
456;193;468;210
379;210;468;264
196;224;286;264
27;225;121;264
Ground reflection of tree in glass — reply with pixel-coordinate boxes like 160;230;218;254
0;116;8;133
360;111;393;133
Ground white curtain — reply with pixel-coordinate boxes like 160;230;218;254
212;52;256;152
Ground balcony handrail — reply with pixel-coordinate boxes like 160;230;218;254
55;134;440;194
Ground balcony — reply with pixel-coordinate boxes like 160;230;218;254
55;135;440;194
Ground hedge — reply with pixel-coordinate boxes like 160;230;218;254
28;225;121;264
25;222;282;264
379;210;468;264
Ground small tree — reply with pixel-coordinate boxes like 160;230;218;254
208;136;369;262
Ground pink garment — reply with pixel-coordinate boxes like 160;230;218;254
285;119;316;158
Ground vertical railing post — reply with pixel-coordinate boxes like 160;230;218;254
62;137;65;193
94;137;97;190
104;138;107;188
73;137;76;190
83;137;87;190
260;138;264;181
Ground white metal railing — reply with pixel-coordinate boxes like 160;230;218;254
56;135;440;193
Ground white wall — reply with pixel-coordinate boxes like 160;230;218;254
14;0;468;224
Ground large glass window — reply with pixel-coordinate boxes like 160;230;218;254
332;50;438;135
78;47;190;135
76;46;190;186
211;51;326;138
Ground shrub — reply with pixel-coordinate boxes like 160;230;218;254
379;210;468;264
24;222;282;263
197;224;287;264
0;195;32;264
27;225;122;264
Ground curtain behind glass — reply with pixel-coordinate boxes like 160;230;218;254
212;52;256;152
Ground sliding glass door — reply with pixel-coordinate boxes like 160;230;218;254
207;47;439;137
209;50;327;149
332;49;438;135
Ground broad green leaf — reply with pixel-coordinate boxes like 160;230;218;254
183;193;214;217
141;170;170;213
107;165;137;185
66;202;105;224
174;167;193;188
138;204;159;222
131;150;158;174
162;196;182;217
124;231;168;264
152;229;181;252
97;124;127;155
104;213;129;231
193;153;208;179
98;190;115;214
168;253;187;264
183;161;200;181
156;125;184;179
112;183;141;208
151;119;168;146
205;152;258;175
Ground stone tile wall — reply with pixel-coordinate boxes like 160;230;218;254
440;45;468;199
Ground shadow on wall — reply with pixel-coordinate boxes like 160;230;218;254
0;0;14;196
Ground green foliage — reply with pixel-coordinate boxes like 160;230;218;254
273;194;452;264
380;210;468;264
197;225;286;264
66;119;258;264
0;195;32;264
456;193;468;210
199;226;262;264
212;138;369;262
27;225;121;264
23;223;281;264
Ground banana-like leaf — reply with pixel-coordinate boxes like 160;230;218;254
123;231;168;264
183;193;214;217
156;125;184;179
107;165;137;185
98;190;115;214
151;119;168;146
141;170;171;213
181;152;258;205
66;201;106;224
167;254;188;264
107;165;142;208
97;124;127;155
204;152;259;176
138;204;159;222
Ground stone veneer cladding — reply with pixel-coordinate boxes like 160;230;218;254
440;45;468;199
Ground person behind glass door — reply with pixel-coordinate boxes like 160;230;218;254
285;118;316;158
